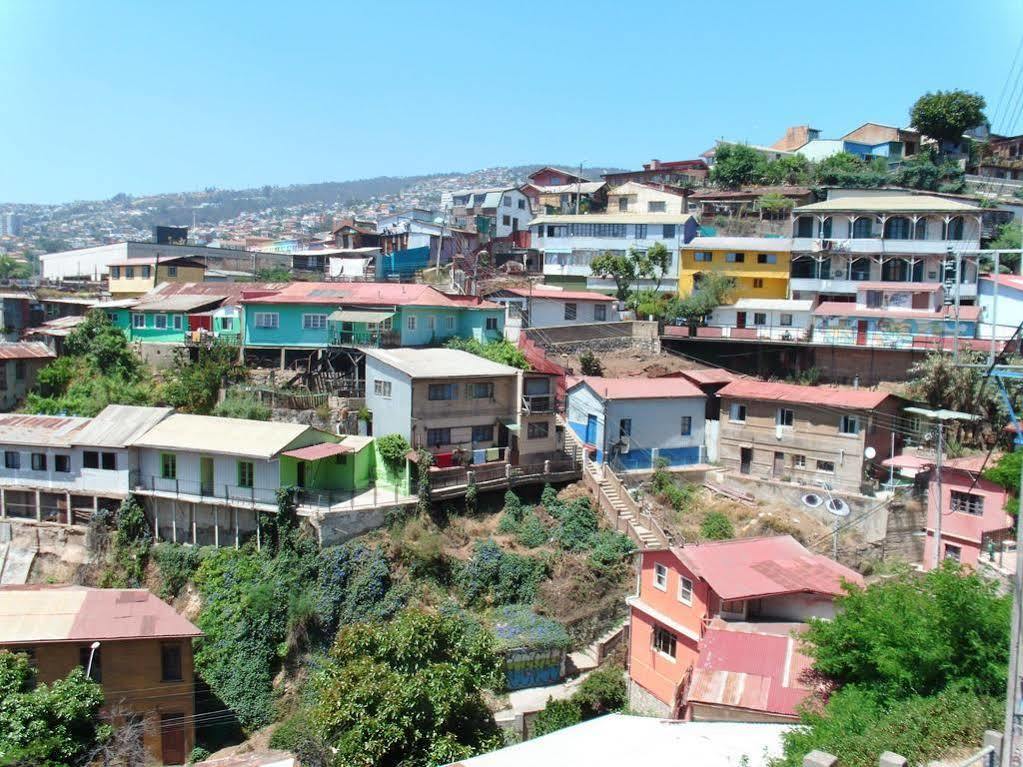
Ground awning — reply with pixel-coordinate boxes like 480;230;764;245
500;417;520;433
281;442;353;461
327;310;395;324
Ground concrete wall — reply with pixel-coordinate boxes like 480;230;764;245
364;356;413;442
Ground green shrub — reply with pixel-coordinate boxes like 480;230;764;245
377;433;411;469
497;511;521;535
269;711;331;767
700;512;734;540
444;337;528;368
152;543;204;599
652;470;697;513
515;509;548;548
588;530;636;569
212;392;271;421
491;605;570;652
187;746;211;764
540;484;562;515
456;540;547;607
316;543;407;636
574;667;626;717
532;698;582;737
554;498;598;551
100;495;152;588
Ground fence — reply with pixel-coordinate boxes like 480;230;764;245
231;385;329;411
136;475;280;507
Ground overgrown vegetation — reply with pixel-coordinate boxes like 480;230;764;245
531;667;626;737
445;337;528;369
700;511;734;540
578;349;604;376
162;342;247;414
376;433;411;470
984;450;1021;516
212;391;271;421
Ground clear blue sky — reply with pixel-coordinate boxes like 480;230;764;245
1;0;1019;204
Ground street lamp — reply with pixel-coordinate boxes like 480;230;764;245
86;641;100;680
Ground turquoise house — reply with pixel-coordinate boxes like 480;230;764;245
241;281;504;349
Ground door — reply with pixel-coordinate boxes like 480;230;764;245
161;713;186;765
585;414;598;445
736;312;747;329
740;447;753;475
199;457;214;496
856;320;868;345
296;462;306;488
773;451;784;477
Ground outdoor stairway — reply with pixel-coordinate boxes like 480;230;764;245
0;522;35;585
586;462;664;549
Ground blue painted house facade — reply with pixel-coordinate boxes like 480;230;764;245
565;376;706;471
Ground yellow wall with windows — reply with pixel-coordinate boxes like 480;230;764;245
108;263;206;297
678;248;791;301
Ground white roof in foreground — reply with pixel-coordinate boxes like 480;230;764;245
446;715;789;767
129;413;316;459
731;298;814;312
73;405;173;448
364;347;521;379
683;237;794;252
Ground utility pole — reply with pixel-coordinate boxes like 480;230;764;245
1004;446;1023;767
575;162;583;216
933;421;944;566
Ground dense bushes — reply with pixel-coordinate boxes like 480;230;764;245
315;543;407;636
152;543;204;599
491;605;570;653
651;466;697;513
455;540;547;607
94;495;152;588
532;667;627;737
212;392;271;421
699;511;734;540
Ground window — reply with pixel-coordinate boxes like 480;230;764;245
796;216;814;237
425;316;435;331
4;451;19;470
816;460;835;473
110;266;121;278
83;451;98;469
154;314;168;329
141;265;151;278
125;266;135;278
161;643;183;682
79;646;101;682
680;416;692;436
469;382;493;399
653;625;676;658
303;314;327;330
172;315;183;330
654;563;668;590
31;453;46;471
594;304;607;321
428;383;457;400
694;252;713;262
373;379;392;398
445;316;455;330
634;224;648;239
503;195;511;207
776;408;794;427
721;599;746;617
725;252;745;263
753;312;767;325
730;403;747;422
238;461;254;488
564;303;577;321
485;317;499;331
619;418;632;439
944;216;965;241
472;425;494;443
335;453;348;465
528;421;550;439
914;218;928;239
167;265;178;277
518;199;525;209
852;217;874;238
884;216;911;240
792;454;806;469
944;543;962;562
757;253;777;264
407;315;417;331
131;313;145;329
502;215;511;226
161;453;177;480
101;452;116;470
951;490;984;516
253;312;279;329
678;576;693;605
427;428;451;447
648;201;666;213
662;224;676;239
55;455;70;473
839;415;860;435
780;313;793;326
618;197;629;212
753;279;764;290
14;361;24;381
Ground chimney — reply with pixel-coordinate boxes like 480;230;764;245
649;159;661;170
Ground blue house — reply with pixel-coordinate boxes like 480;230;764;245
565;376;706;471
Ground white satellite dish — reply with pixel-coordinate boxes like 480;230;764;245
864;446;876;459
801;493;824;508
825;498;851;517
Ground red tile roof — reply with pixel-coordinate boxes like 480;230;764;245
567;375;705;400
138;281;285;308
281;442;353;461
241;281;500;309
670;535;863;601
688;622;813;718
503;287;615;302
0;342;55;360
716;379;896;410
813;301;982;322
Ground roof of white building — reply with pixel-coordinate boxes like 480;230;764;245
72;405;173;448
683;237;793;252
730;298;814;312
445;714;789;767
364;347;521;379
794;194;980;213
0;414;91;447
531;182;606;195
529;213;694;226
129;413;319;459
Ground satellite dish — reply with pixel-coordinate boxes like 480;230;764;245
826;498;851;517
801;493;824;508
864;446;876;459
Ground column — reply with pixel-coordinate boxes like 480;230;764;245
190;502;197;545
255;512;261;551
1;487;6;518
65;492;72;525
233;508;239;549
153;499;160;542
34;490;41;522
171;503;177;544
213;507;219;548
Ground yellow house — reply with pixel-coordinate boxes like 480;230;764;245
108;256;206;297
678;236;792;301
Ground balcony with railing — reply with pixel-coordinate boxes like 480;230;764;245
134;475;281;510
328;328;401;348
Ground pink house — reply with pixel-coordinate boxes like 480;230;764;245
923;455;1012;570
626;535;862;718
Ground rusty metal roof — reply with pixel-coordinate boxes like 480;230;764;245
0;342;56;360
0;414;91;447
72;405;173;448
282;441;352;461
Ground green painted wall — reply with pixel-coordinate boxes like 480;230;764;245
278;442;374;493
373;442;411;494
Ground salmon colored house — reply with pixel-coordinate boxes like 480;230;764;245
923;455;1013;570
626;535;862;718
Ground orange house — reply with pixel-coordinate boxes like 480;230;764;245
626;535;862;718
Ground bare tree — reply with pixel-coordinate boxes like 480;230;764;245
81;704;151;767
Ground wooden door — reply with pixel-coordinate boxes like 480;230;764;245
736;312;747;329
740;447;753;475
773;451;784;476
161;713;186;765
585;414;598;445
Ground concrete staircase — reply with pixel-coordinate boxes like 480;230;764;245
589;464;661;548
0;522;35;585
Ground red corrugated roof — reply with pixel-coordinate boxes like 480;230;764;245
670;368;738;386
983;274;1023;291
670;535;863;601
240;281;500;309
813;301;982;322
503;287;615;302
716;379;896;410
281;442;353;461
568;375;705;400
688;623;812;718
0;342;55;360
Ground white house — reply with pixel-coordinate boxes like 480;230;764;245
39;241;273;282
486;286;621;341
979;274;1023;340
442;187;532;238
565;376;706;471
606;181;689;215
706;298;814;341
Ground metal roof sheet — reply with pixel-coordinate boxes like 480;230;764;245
567;375;705;400
812;301;982;322
0;414;91;447
794;194;980;213
326;309;395;323
731;298;814;311
240;281;487;309
134;294;227;313
529;212;695;226
281;442;352;461
0;342;56;360
364;347;521;379
683;237;794;252
716;379;898;410
72;405;173;448
129;413;318;459
501;287;615;302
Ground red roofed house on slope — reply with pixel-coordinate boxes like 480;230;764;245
626;535;863;719
715;379;904;492
0;585;202;765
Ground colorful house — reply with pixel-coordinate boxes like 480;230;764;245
678;237;792;300
240;282;504;350
108;256;207;297
626;536;862;718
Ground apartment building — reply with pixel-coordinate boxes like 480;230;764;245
715;379;903;492
626;536;862;718
679;237;793;301
0;584;202;765
789;192;983;304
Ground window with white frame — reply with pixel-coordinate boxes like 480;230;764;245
648;201;666;212
944;543;962;562
446;316;455;330
485;317;499;330
469;382;493;399
680;416;692;436
776;408;794;427
131;313;145;329
407;315;417;330
753;312;767;325
840;415;860;435
254;312;279;329
678;576;693;605
303;314;327;330
653;625;676;658
653;563;668;591
154;315;168;329
950;490;984;516
730;403;746;422
792;454;806;469
373;379;392;398
780;313;793;326
172;315;183;330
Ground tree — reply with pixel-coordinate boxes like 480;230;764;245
990;221;1022;273
309;609;503;767
889;152;965;193
161;341;246;414
666;272;735;326
763;154;812;186
813;152;889;188
634;242;671;293
0;650;108;767
64;309;143;380
0;255;30;281
578;349;603;376
757;192;795;219
709;143;768;188
590;251;636;301
911;90;987;145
